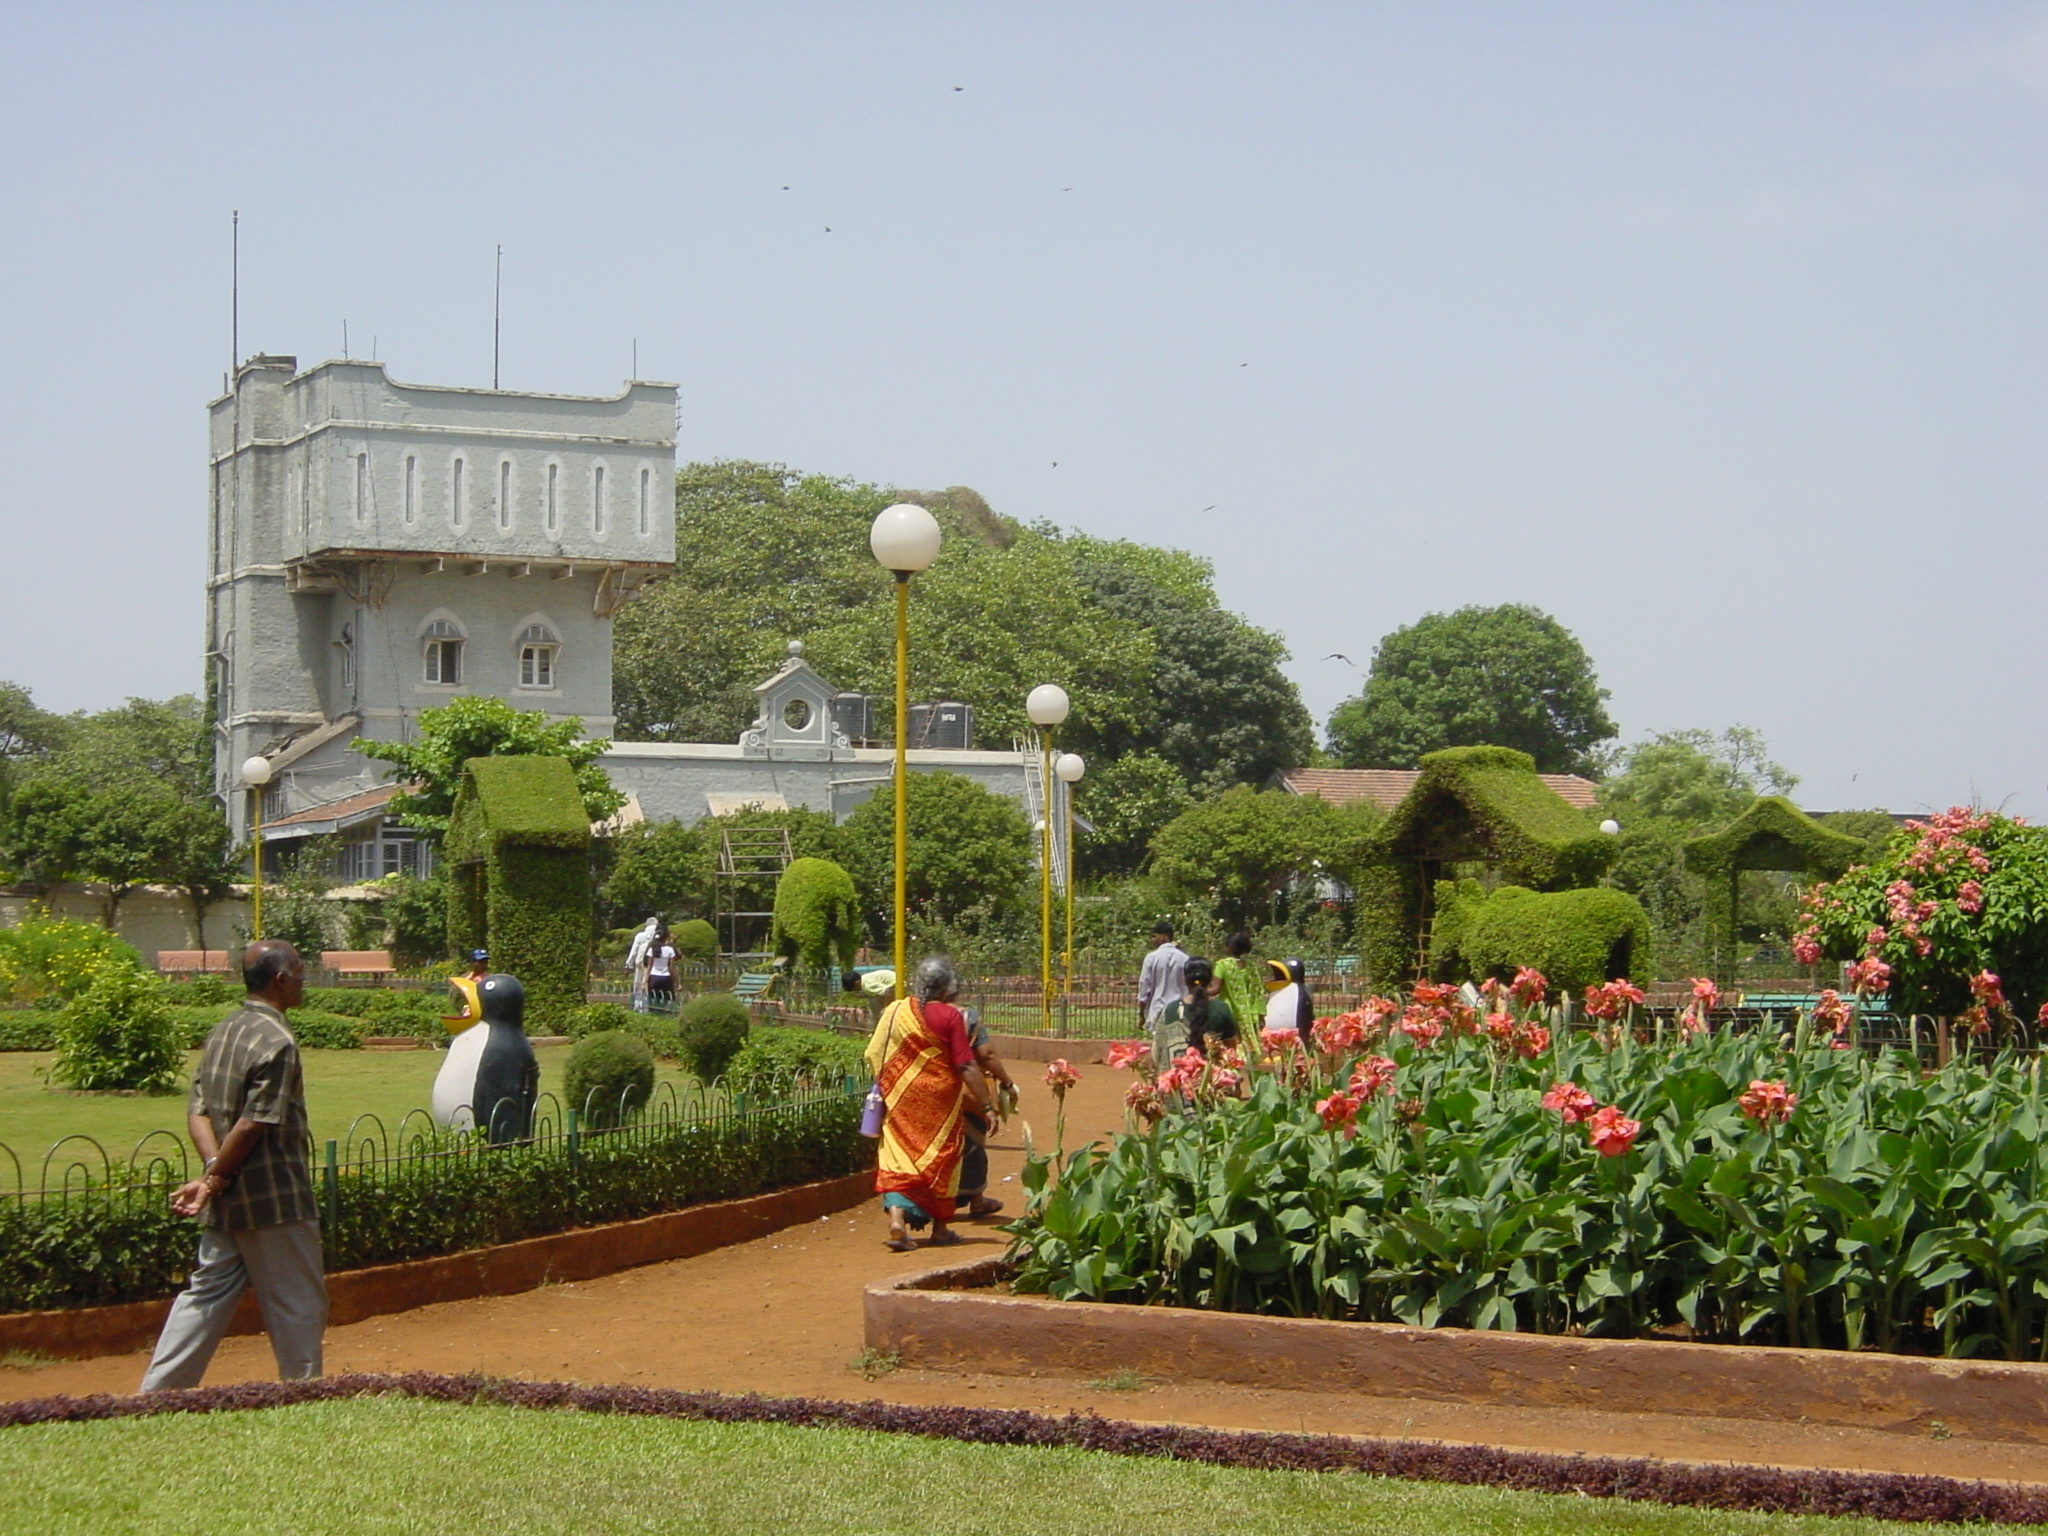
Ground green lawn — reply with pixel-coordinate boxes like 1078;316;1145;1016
0;1397;2016;1536
0;1047;703;1180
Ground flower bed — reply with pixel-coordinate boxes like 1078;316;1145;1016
1008;974;2048;1360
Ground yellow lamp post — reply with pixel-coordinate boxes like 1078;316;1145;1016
1054;751;1086;1000
241;755;274;940
1025;684;1070;1033
869;503;943;1000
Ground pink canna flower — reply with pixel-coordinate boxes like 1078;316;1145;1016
1482;1010;1516;1044
1513;1022;1551;1058
1811;989;1852;1036
1689;977;1721;1010
1105;1041;1152;1073
1510;967;1548;1006
1586;1104;1641;1157
1970;971;2006;1010
1258;1025;1300;1054
1847;956;1891;997
1348;1055;1398;1098
1123;1081;1164;1124
1312;1012;1368;1054
1738;1079;1798;1125
1396;1007;1443;1049
1542;1081;1597;1124
1315;1090;1363;1133
1044;1058;1081;1092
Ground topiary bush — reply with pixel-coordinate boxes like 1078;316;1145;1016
771;858;861;972
672;918;717;962
725;1025;865;1100
567;1001;637;1039
1450;884;1654;993
51;962;184;1093
676;991;750;1083
564;1029;655;1128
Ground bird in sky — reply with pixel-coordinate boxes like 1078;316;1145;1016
1324;653;1360;669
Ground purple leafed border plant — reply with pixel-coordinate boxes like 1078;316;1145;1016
2;1372;2044;1525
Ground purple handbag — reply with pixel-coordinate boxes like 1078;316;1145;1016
858;1083;886;1138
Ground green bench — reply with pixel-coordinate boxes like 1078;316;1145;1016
731;971;779;1002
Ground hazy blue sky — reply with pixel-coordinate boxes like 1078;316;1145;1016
1;3;2041;815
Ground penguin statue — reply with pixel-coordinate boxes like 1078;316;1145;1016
431;973;539;1144
1263;956;1314;1047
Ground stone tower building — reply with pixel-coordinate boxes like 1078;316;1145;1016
207;355;676;874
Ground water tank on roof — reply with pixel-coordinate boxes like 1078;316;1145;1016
830;692;874;746
909;701;974;751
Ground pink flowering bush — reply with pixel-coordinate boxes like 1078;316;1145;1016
1800;809;2048;1023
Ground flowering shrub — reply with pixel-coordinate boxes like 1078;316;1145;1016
0;912;143;1007
1799;808;2048;1021
1011;984;2048;1358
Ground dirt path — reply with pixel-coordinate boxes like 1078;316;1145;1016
8;1064;2048;1486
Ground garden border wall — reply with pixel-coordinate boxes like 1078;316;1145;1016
866;1258;2048;1446
3;1170;874;1362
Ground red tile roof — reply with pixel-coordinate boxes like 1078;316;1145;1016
263;783;399;832
1276;767;1600;812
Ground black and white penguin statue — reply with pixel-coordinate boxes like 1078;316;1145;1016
431;973;539;1143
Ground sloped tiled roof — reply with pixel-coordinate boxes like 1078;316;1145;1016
261;783;399;836
1276;767;1600;812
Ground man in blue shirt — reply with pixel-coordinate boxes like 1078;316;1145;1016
1136;921;1189;1047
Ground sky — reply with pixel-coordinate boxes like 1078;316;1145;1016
0;2;2041;817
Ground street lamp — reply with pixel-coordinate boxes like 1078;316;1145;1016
1054;751;1085;1000
1025;684;1070;1033
241;755;274;940
870;504;943;1000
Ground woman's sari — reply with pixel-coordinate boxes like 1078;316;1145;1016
865;997;971;1223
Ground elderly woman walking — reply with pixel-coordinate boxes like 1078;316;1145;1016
865;957;996;1252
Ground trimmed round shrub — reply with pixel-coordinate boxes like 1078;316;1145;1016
676;991;750;1084
52;962;183;1093
564;1028;655;1128
726;1025;866;1100
672;918;717;962
567;1001;636;1039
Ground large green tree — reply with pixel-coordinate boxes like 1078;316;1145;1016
612;463;1314;799
1149;785;1354;932
358;696;623;833
1327;605;1617;774
839;771;1032;928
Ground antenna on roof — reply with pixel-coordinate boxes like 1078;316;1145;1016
493;244;503;389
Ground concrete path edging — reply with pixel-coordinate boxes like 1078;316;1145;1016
866;1259;2048;1446
3;1170;875;1362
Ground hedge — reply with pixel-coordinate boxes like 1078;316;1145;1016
0;1087;862;1311
1683;795;1867;981
1430;881;1653;992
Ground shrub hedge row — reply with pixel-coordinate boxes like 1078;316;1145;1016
0;1089;863;1312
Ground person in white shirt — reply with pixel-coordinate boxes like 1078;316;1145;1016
646;928;678;1010
1136;922;1189;1064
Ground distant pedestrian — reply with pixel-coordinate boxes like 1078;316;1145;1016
1212;932;1263;1045
141;939;325;1391
625;918;660;1012
1137;921;1189;1065
1166;956;1239;1059
646;926;678;1010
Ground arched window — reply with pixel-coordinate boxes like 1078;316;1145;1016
498;459;513;530
422;618;463;685
450;456;467;531
592;464;607;534
517;622;559;689
638;468;651;536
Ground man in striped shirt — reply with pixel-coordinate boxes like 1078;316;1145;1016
141;939;326;1391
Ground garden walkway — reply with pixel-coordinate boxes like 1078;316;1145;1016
7;1067;2048;1487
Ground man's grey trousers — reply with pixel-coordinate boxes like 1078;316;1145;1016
140;1219;327;1391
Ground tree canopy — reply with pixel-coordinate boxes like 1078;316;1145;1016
839;770;1032;928
358;696;622;833
1597;727;1797;827
1149;785;1379;932
1326;604;1617;774
612;462;1312;795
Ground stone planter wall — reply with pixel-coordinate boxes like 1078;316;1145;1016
866;1259;2048;1446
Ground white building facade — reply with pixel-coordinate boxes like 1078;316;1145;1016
207;354;678;856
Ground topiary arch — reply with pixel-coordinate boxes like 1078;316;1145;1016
1682;796;1865;985
1353;746;1618;986
445;755;593;1032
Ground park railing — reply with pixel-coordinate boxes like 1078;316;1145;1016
0;1077;865;1315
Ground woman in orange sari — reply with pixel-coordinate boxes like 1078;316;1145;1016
865;957;995;1252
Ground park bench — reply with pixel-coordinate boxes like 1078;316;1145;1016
157;950;233;976
320;950;395;980
732;971;778;1002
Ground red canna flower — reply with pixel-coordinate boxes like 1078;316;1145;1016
1738;1079;1798;1125
1105;1041;1152;1073
1586;1104;1641;1157
1044;1058;1081;1092
1541;1081;1597;1124
1510;967;1548;1006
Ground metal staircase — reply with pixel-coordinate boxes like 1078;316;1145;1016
1017;739;1070;894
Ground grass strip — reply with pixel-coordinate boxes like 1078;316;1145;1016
2;1372;2041;1525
